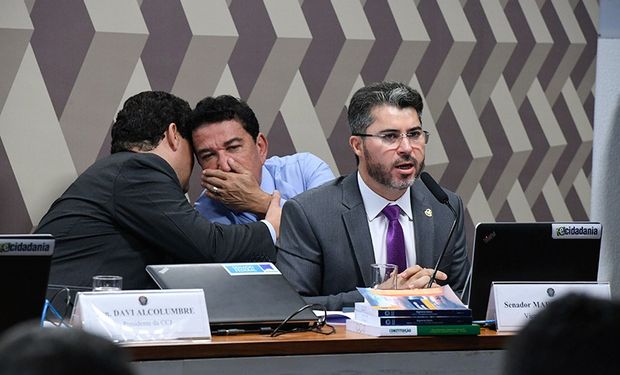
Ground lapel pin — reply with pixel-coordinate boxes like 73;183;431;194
424;208;432;217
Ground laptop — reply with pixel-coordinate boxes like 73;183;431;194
466;222;602;320
146;263;317;330
0;234;54;332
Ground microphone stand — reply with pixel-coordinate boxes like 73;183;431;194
419;172;459;289
427;202;457;288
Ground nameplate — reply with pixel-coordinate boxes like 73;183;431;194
487;282;610;332
70;289;211;342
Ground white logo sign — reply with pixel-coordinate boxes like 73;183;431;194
551;223;601;239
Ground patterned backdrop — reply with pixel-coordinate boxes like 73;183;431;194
0;0;598;253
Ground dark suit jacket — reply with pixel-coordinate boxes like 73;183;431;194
276;173;469;310
35;152;274;290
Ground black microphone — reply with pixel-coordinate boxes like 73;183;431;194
419;172;458;288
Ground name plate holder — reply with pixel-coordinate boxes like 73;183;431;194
487;282;610;332
70;289;211;342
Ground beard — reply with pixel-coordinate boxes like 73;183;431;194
363;146;424;191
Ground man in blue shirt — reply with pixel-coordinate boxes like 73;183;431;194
190;95;335;224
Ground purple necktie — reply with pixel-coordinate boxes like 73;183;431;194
382;205;407;273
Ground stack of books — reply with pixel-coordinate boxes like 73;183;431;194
346;285;480;336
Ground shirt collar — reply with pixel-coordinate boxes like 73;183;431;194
259;165;274;193
357;172;412;222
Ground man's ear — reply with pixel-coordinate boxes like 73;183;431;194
256;133;269;164
165;123;180;151
349;135;363;158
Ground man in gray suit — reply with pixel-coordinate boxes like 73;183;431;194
276;81;470;310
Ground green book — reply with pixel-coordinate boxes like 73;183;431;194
346;318;480;337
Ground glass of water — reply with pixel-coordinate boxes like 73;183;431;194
92;275;123;291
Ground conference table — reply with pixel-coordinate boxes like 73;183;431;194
125;326;511;375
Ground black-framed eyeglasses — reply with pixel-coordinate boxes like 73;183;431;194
352;129;430;146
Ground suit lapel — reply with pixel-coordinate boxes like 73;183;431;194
341;174;375;287
412;182;435;268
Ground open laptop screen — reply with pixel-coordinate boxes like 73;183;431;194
0;234;54;332
466;222;601;320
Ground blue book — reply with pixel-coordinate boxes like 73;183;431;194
354;302;472;317
354;311;472;326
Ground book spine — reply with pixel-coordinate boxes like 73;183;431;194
354;312;472;326
354;302;471;317
346;319;418;336
417;324;480;336
346;319;480;337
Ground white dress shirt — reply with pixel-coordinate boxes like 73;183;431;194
357;172;416;271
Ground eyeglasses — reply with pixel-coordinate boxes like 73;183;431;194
352;129;430;146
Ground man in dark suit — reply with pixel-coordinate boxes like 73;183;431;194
276;82;469;310
35;91;280;290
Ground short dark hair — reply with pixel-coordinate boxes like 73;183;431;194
504;294;620;375
111;91;191;153
189;95;260;141
0;323;135;375
348;81;423;134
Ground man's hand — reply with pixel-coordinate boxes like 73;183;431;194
201;158;271;215
265;190;281;238
396;265;447;289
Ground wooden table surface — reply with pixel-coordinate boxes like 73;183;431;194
124;326;511;361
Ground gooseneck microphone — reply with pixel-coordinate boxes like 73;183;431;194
419;172;458;288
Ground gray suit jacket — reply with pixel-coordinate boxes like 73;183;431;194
276;173;469;310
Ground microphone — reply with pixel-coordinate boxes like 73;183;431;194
419;172;458;288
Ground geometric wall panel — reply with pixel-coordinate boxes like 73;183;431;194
0;0;598;255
